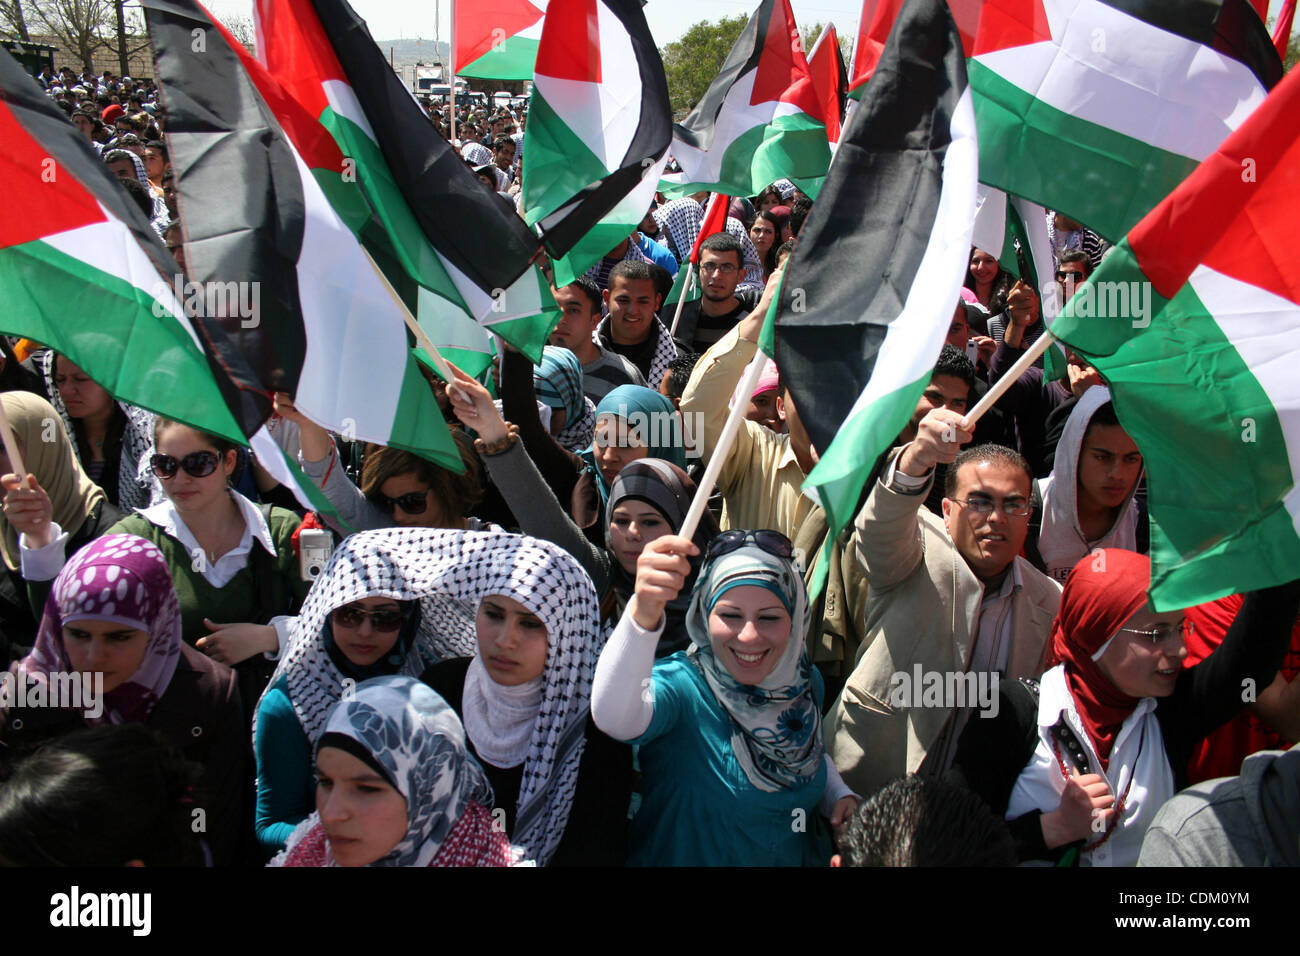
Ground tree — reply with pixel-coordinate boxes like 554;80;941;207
24;0;114;74
802;21;853;65
1;1;32;41
660;15;748;117
216;11;256;55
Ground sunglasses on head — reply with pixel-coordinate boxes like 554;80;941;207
150;450;220;479
331;604;407;633
706;529;795;562
375;489;430;515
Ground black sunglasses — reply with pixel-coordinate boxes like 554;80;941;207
376;489;430;515
1056;270;1086;283
331;604;406;633
706;529;795;562
150;450;220;479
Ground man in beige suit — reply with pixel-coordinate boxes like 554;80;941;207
827;406;1061;797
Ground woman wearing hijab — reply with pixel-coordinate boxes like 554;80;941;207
948;549;1300;866
420;530;631;865
530;346;596;454
0;534;247;864
591;532;859;866
447;367;707;650
271;675;524;867
1;392;121;653
42;350;156;512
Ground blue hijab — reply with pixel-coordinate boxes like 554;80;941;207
580;385;688;501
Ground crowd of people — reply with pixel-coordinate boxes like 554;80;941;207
0;62;1296;870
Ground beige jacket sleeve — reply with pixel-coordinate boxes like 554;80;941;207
679;326;764;499
854;446;932;592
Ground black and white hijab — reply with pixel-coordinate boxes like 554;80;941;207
41;349;158;511
265;527;602;867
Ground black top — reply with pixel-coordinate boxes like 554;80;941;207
946;581;1300;862
672;288;761;354
600;321;662;383
423;656;633;866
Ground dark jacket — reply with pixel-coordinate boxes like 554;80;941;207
0;642;248;865
423;656;632;866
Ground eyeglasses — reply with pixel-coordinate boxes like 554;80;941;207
150;451;220;479
1056;270;1087;283
1118;620;1194;644
332;604;407;632
950;495;1032;517
699;262;738;276
706;529;795;562
375;489;429;515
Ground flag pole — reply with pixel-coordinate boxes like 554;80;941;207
361;248;461;391
449;0;457;142
963;330;1056;428
668;263;696;338
0;397;26;478
677;349;768;541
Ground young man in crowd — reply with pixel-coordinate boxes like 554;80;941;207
671;234;760;354
596;261;678;389
548;278;646;403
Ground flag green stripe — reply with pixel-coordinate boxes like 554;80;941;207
384;357;464;471
969;60;1199;242
660;113;830;200
1051;242;1300;609
0;239;244;443
459;38;540;80
522;88;614;230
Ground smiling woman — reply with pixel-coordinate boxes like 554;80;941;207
591;531;860;866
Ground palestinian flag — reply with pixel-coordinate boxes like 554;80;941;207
0;47;244;445
773;0;978;594
848;0;904;97
143;0;461;470
806;22;847;148
1275;0;1296;59
522;0;671;289
254;0;557;361
1050;62;1300;610
661;0;831;200
455;0;546;79
950;0;1281;243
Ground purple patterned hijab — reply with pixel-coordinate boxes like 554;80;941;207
19;534;182;725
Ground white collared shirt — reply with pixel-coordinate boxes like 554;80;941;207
1007;663;1174;867
136;489;278;587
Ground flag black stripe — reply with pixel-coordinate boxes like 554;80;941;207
671;0;771;152
775;0;968;460
1101;0;1281;90
310;0;541;297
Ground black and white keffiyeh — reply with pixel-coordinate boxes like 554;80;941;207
597;315;678;390
265;527;602;866
654;198;704;264
41;350;158;511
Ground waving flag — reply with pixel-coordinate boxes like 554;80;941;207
455;0;547;79
848;0;903;97
143;0;460;469
1051;64;1300;609
773;0;978;595
951;0;1281;243
806;22;847;147
662;0;831;200
255;0;557;361
523;0;671;288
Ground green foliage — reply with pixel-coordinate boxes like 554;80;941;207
660;15;748;117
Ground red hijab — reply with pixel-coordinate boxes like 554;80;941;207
1047;549;1150;768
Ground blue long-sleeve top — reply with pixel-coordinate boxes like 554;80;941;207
253;675;315;853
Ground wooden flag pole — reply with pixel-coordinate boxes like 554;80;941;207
0;396;27;478
963;330;1056;428
677;349;768;542
668;262;696;338
362;248;466;401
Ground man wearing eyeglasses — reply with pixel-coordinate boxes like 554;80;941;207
671;234;760;354
827;406;1062;797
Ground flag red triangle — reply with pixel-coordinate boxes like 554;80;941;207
807;23;842;142
1274;0;1296;60
946;0;1050;59
534;0;601;83
456;0;545;72
1129;65;1300;308
850;0;903;89
0;99;103;251
749;0;823;116
690;193;731;265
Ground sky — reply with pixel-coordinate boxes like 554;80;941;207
202;0;869;50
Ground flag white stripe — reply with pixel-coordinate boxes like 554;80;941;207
977;0;1267;163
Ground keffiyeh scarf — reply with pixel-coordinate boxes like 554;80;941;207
685;541;822;792
534;346;596;452
41;350;158;511
18;534;182;725
654;198;704;264
265;528;601;867
725;216;766;292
